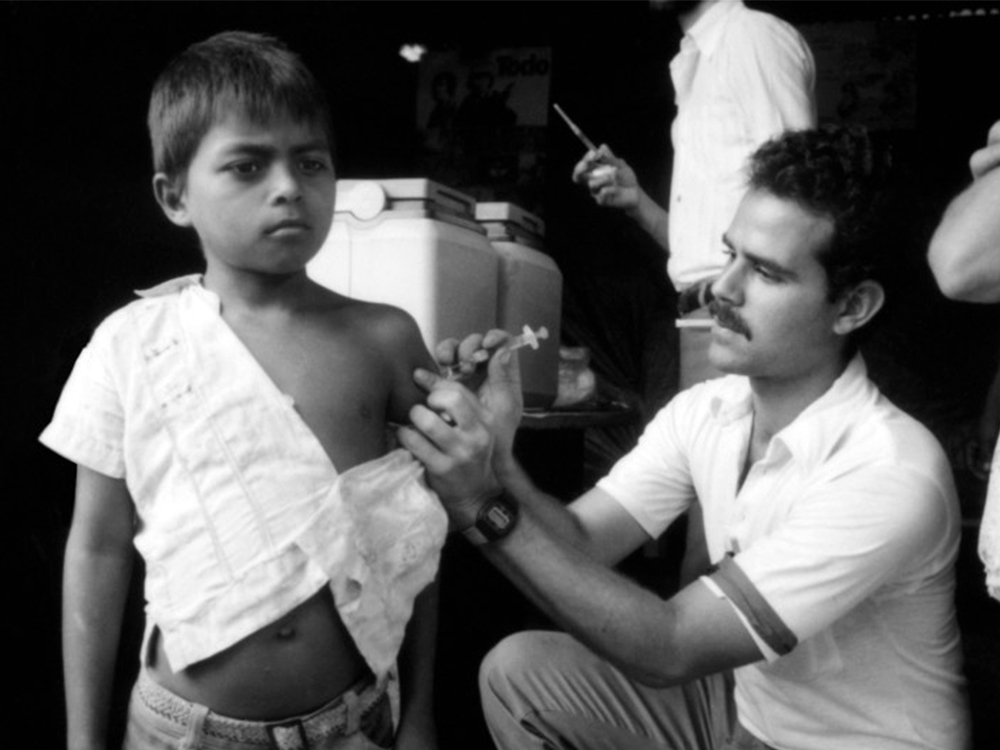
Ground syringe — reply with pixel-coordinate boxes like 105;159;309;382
442;325;550;381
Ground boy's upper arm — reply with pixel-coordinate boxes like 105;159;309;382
370;305;436;422
69;465;135;553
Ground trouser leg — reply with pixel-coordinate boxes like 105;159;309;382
479;630;736;750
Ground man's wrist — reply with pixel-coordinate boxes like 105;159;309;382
461;490;519;546
447;485;503;534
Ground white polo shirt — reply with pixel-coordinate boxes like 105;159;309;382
667;0;816;289
598;356;970;749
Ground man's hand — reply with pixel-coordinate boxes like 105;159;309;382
970;120;1000;180
398;331;523;529
435;329;523;462
571;144;641;212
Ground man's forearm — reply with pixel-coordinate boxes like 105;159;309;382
476;497;691;688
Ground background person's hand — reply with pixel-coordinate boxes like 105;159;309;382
571;144;641;211
970;120;1000;180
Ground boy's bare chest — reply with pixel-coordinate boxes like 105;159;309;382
228;319;392;467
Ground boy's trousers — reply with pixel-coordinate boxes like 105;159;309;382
123;668;394;750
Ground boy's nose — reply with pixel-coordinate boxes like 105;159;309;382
271;165;303;203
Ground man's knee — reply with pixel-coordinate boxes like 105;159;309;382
479;631;580;745
479;630;552;703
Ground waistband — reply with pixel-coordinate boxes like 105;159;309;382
134;668;388;749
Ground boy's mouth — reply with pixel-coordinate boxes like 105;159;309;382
266;218;310;235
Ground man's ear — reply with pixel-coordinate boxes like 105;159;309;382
152;173;192;227
833;280;885;336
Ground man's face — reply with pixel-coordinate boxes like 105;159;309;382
708;189;848;384
163;111;337;278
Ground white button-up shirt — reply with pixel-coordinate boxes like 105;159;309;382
40;277;447;677
667;0;816;289
598;356;969;749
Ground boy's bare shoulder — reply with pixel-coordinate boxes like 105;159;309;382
307;282;427;353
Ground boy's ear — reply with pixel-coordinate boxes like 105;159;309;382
833;280;885;336
152;173;192;227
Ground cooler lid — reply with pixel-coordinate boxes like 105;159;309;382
476;202;546;249
475;202;546;238
335;178;478;224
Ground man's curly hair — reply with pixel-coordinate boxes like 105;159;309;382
747;125;888;303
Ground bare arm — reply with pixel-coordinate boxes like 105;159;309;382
375;305;439;747
374;305;438;424
572;145;671;256
400;356;762;687
929;121;1000;302
929;166;1000;302
479;491;761;687
63;465;135;750
394;582;439;750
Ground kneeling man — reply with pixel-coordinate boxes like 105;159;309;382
400;126;971;750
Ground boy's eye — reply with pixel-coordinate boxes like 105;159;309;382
300;157;330;174
228;161;260;176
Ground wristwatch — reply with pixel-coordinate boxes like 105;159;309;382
462;492;519;546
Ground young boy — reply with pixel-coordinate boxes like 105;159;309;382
41;31;447;750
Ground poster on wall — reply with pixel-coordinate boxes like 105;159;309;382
415;47;552;214
801;21;917;131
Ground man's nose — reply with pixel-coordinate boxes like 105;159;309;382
711;263;742;305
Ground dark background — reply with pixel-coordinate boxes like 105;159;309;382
6;1;1000;747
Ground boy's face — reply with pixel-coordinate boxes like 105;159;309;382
156;112;336;277
707;188;856;383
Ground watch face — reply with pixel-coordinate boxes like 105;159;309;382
478;496;518;541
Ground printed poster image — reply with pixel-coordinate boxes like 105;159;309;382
800;21;917;131
415;47;552;214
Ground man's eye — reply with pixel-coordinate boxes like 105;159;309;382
754;264;779;281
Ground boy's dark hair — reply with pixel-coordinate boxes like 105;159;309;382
148;31;334;183
747;125;889;303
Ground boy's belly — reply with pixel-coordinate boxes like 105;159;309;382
148;587;369;720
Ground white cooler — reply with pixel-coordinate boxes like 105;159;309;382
475;201;562;409
309;178;498;355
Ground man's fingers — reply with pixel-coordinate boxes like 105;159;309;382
413;367;445;393
396;424;447;471
434;338;461;367
489;346;522;393
456;334;488;363
482;329;512;350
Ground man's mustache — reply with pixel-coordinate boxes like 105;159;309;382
709;300;752;340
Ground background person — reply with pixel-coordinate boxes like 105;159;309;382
928;118;1000;603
